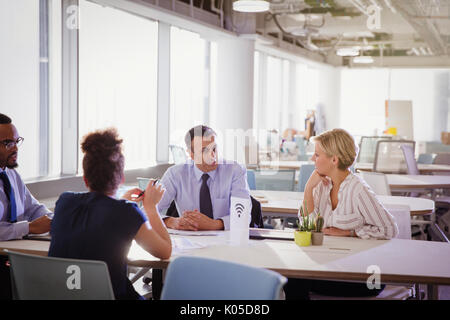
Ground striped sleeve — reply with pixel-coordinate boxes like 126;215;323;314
354;187;399;240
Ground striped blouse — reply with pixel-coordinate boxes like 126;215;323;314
309;173;399;240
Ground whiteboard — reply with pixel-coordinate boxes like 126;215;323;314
385;100;414;140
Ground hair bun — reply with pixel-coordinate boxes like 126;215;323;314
81;128;123;157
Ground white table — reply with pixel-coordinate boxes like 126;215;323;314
2;234;450;299
355;162;450;174
258;160;450;175
251;190;435;217
386;174;450;191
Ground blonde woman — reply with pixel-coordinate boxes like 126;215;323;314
303;128;398;239
285;128;398;299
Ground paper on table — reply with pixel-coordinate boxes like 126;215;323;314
168;229;222;236
172;237;207;255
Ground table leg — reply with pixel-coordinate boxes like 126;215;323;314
427;284;439;300
152;268;163;300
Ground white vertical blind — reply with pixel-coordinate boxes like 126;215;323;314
78;0;158;171
0;0;40;180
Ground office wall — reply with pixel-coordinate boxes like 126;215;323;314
317;65;341;133
340;68;450;142
389;69;449;142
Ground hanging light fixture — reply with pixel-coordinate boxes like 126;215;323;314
353;56;374;64
336;47;360;57
233;0;270;13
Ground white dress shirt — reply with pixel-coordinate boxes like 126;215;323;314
157;159;251;230
310;173;399;240
0;167;50;240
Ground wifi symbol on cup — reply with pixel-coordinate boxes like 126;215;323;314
235;203;245;217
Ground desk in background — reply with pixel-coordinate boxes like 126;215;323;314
355;162;450;174
251;190;435;217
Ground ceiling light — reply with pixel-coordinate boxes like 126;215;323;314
336;48;360;57
233;0;270;13
419;47;428;55
411;47;420;56
343;31;375;38
353;56;374;64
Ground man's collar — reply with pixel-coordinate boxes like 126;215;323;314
192;162;218;182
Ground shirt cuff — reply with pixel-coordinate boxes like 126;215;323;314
220;215;230;231
15;221;30;239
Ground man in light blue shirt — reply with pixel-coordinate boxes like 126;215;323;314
158;125;251;231
0;113;52;241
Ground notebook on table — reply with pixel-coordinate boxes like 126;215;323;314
23;233;52;241
249;228;294;241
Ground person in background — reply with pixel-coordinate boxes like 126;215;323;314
48;128;171;300
0;113;52;299
284;128;399;299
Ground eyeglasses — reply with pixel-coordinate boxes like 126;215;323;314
0;137;24;150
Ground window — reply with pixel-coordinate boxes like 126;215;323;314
78;0;158;171
169;26;209;148
0;0;40;180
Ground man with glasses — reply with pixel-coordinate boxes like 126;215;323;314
152;125;251;231
0;113;52;241
0;113;52;299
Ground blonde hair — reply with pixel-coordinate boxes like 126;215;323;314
314;128;358;170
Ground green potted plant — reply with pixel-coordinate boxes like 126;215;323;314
311;213;324;246
295;201;314;247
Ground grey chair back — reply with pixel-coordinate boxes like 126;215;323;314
417;153;435;164
357;136;393;163
298;164;315;192
161;256;287;300
400;144;419;175
169;144;187;164
433;153;450;165
374;140;415;173
253;169;296;191
6;250;115;300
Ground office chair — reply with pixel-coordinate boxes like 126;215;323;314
169;144;187;164
358;171;391;196
417;153;435;164
357;136;393;163
297;164;315;192
5;250;115;300
433;153;450;165
374;140;415;174
253;169;296;191
160;256;287;300
247;169;256;190
400;144;419;175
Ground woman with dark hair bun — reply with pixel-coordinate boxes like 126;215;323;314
49;128;171;300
